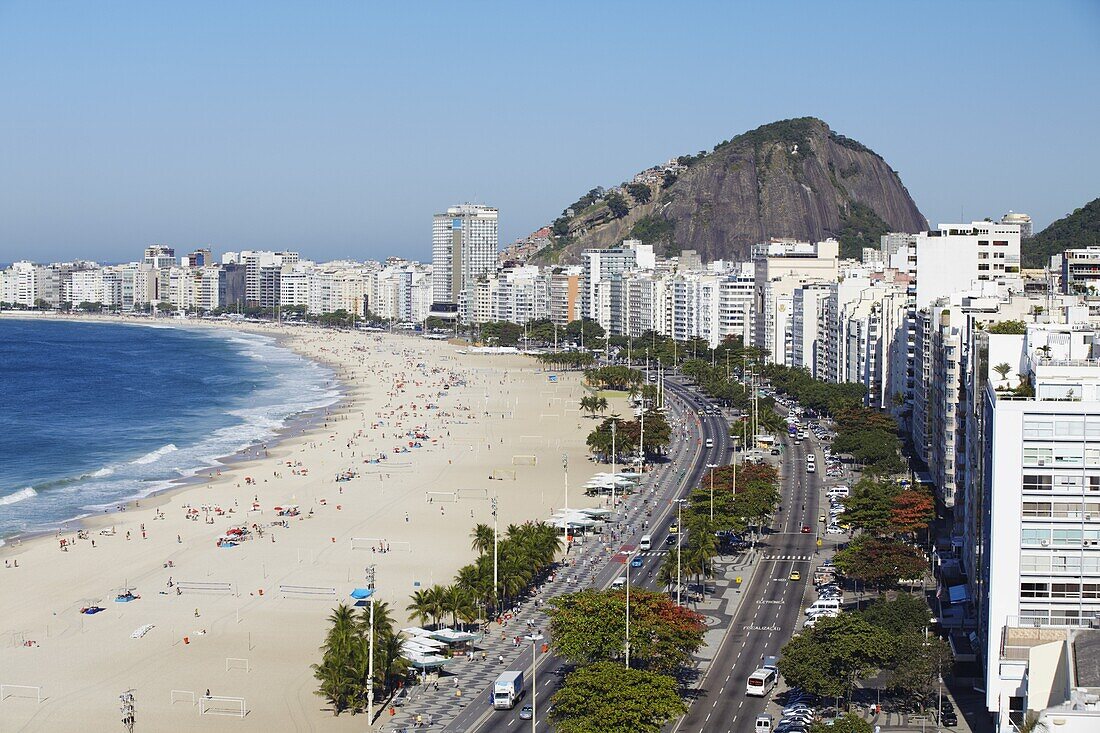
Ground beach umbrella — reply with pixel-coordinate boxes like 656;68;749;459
350;588;375;600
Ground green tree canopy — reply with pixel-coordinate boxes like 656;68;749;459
778;613;893;703
833;536;927;589
547;588;705;675
549;662;686;733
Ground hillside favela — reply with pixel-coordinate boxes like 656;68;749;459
1;5;1098;733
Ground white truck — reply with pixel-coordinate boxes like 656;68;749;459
492;670;524;710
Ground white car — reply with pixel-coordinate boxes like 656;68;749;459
826;525;844;534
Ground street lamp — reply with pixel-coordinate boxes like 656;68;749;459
625;548;637;668
365;564;377;725
707;463;718;522
491;495;499;615
673;498;687;605
611;419;618;509
525;633;544;733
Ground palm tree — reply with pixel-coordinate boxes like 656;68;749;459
1017;711;1047;733
993;362;1012;383
424;584;447;628
312;604;361;715
595;396;609;414
441;585;477;629
405;589;434;627
470;523;495;556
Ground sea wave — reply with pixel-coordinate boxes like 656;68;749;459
0;487;37;506
131;444;178;465
0;322;340;539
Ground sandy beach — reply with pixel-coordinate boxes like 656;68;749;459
0;319;612;731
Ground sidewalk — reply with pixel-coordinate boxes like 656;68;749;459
381;394;702;731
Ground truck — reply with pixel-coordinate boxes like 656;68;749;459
492;671;524;710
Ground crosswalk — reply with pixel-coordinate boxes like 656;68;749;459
762;554;815;561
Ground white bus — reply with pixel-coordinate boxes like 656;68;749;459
745;667;778;696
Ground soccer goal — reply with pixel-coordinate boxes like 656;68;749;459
424;491;457;503
0;684;42;704
176;581;236;595
170;689;196;706
277;584;336;600
490;468;516;480
455;488;489;501
225;658;251;673
200;695;246;717
511;455;538;466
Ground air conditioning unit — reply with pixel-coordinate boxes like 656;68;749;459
1041;539;1051;546
1087;514;1093;521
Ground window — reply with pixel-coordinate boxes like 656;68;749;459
1056;418;1085;437
1024;447;1053;465
1024;474;1053;491
1052;583;1081;598
1023;502;1051;517
1021;553;1051;572
993;240;1009;247
1024;418;1054;439
1022;528;1051;545
978;264;990;271
1021;582;1049;598
1052;528;1083;545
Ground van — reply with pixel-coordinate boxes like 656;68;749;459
755;714;774;731
806;452;816;463
745;667;777;696
805;598;841;615
806;463;816;473
639;535;652;552
612;577;627;590
827;486;849;498
704;438;714;448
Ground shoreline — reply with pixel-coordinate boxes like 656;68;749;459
0;313;611;730
0;312;349;550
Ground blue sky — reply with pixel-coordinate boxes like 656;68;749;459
1;0;1097;264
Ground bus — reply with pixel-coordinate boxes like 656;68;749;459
746;666;778;696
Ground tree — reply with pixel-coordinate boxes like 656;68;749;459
626;183;652;205
606;192;629;219
1017;711;1049;733
833;537;927;589
841;477;899;535
993;362;1012;382
778;614;893;704
858;593;931;635
987;319;1028;335
889;488;935;536
549;662;686;733
547;588;705;675
888;633;952;709
311;604;362;715
811;713;873;733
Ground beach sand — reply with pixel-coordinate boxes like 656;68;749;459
0;321;613;731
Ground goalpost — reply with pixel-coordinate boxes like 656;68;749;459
350;537;412;552
490;468;516;480
200;695;246;717
170;689;196;706
175;581;236;596
0;685;42;704
455;488;489;501
225;658;251;673
424;491;457;503
511;455;538;466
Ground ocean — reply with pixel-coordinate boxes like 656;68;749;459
0;318;340;540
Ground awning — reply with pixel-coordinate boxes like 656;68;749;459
947;584;971;604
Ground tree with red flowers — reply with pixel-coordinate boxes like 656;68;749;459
890;488;935;537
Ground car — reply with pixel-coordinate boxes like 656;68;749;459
827;525;844;535
519;705;534;720
801;525;811;533
630;556;643;568
941;713;958;727
789;570;801;581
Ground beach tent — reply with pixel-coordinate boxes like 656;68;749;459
429;628;478;645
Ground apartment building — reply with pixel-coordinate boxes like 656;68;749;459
549;268;581;326
431;204;498;322
752;239;839;365
581;240;655;330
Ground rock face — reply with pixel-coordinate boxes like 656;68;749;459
547;117;927;263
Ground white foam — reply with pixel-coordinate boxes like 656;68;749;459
130;444;178;465
90;467;115;478
0;487;37;506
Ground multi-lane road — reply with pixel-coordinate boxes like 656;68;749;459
451;376;819;733
675;433;823;732
454;376;730;733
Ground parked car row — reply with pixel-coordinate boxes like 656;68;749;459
804;561;844;629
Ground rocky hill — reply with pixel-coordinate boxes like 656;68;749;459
1022;197;1100;268
535;117;927;263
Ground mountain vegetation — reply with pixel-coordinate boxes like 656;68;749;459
534;117;926;263
1022;197;1100;268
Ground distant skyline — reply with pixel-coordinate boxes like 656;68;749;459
1;0;1098;264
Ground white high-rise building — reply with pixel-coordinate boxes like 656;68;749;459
977;321;1100;729
752;239;840;365
431;204;498;322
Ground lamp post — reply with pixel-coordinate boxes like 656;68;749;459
707;463;718;522
611;419;618;509
525;633;544;733
365;564;377;725
674;498;687;605
491;495;499;615
562;454;569;511
625;549;636;668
